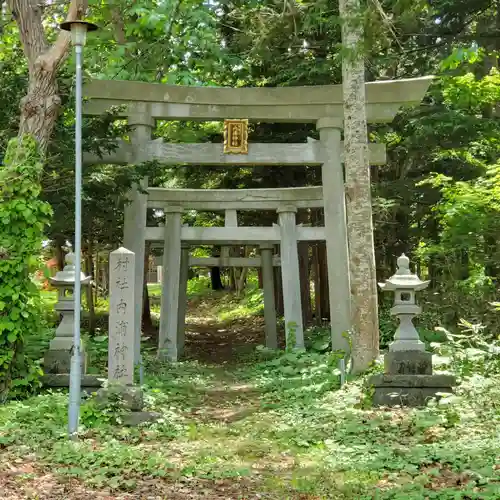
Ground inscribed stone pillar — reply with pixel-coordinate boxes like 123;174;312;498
317;117;351;353
108;247;136;385
123;105;154;367
260;243;278;349
177;243;190;357
159;206;183;361
277;206;304;349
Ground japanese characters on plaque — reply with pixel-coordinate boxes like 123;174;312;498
223;119;249;154
108;247;135;385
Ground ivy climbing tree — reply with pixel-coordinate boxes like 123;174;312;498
0;0;89;397
0;137;52;400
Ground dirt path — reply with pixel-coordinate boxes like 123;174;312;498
0;462;266;500
1;300;291;500
181;295;269;364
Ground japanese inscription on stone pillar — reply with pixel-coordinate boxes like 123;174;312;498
108;247;135;384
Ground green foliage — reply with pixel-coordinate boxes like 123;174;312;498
186;275;212;297
1;338;499;498
420;162;500;272
304;324;332;353
0;136;52;400
431;319;500;378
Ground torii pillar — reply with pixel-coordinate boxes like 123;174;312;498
123;104;154;369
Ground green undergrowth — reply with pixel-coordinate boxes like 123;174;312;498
211;285;264;322
1;343;499;498
23;280;500;497
182;278;265;322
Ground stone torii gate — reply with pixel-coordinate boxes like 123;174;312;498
145;186;326;360
83;76;432;364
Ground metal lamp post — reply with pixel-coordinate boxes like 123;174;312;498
59;19;98;439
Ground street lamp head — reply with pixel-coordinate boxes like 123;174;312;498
60;20;98;47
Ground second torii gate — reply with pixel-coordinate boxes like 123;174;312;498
146;187;325;361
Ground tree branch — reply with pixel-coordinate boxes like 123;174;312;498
7;0;88;73
7;0;48;67
111;7;127;45
44;0;88;71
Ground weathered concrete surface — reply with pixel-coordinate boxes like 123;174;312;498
124;110;152;366
159;207;182;361
317;118;351;354
220;209;237;261
145;226;324;244
123;411;161;427
41;374;104;390
177;244;190;357
44;253;90;375
370;374;456;387
278;207;304;349
83;140;387;166
369;374;456;407
147;186;324;210
260;244;278;349
44;349;85;375
83;77;433;123
380;254;430;353
148;199;320;211
384;350;433;375
123;183;147;368
189;256;281;267
108;247;136;385
95;384;144;411
84;77;433;105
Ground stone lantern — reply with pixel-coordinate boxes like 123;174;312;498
370;253;456;407
379;253;429;352
44;252;91;374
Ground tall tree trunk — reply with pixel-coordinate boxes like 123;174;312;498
317;242;330;320
210;245;225;290
229;267;238;291
53;235;66;271
312;243;322;324
94;250;99;302
314;208;330;322
340;0;379;373
8;0;88;153
273;264;284;317
102;254;109;295
236;267;248;297
211;267;224;290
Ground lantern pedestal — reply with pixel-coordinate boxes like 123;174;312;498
370;254;456;407
44;341;86;375
384;350;432;375
43;252;91;375
370;374;456;407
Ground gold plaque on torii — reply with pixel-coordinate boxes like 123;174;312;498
223;119;248;154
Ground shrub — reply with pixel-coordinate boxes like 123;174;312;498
0;136;52;400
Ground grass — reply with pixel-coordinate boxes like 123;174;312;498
4;280;499;498
1;351;499;498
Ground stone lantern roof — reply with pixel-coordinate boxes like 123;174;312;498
378;254;429;292
49;252;91;286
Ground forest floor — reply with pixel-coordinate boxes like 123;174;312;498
1;289;500;499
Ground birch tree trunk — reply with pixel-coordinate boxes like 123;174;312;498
7;0;88;153
340;0;380;373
